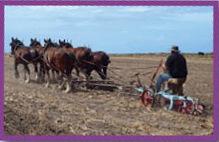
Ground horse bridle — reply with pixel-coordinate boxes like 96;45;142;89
13;42;22;53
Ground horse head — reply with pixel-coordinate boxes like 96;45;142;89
64;41;73;48
52;41;59;47
44;38;54;48
59;39;73;48
30;38;41;47
10;37;24;55
83;47;93;62
59;39;65;47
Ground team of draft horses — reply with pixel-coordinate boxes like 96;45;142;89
9;37;111;93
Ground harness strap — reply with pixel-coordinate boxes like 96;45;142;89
14;51;31;64
14;48;41;64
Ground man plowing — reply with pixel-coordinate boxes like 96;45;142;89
156;45;188;96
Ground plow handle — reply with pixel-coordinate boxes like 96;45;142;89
150;59;163;87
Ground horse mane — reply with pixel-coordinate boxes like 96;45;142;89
50;40;59;47
59;39;73;48
65;42;73;48
35;41;41;46
13;40;25;51
16;40;24;46
32;41;41;47
77;46;88;49
19;42;24;46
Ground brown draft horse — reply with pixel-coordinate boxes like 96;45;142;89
59;39;93;79
29;38;45;81
31;38;60;82
43;39;77;93
59;40;110;80
10;37;41;83
86;51;111;80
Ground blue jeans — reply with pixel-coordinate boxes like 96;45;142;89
156;73;172;92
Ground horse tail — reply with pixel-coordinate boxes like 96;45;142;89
102;53;111;65
107;59;111;63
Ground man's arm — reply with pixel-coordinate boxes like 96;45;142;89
162;63;168;73
164;55;172;73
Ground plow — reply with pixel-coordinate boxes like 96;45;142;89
76;59;205;116
141;90;204;115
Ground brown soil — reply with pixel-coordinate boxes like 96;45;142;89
4;54;213;136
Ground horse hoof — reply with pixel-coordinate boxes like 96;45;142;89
39;78;45;83
64;85;71;93
38;79;42;83
58;85;64;90
64;89;71;93
35;76;39;81
25;80;30;84
45;83;50;88
15;74;20;78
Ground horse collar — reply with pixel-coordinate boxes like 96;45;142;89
14;43;21;52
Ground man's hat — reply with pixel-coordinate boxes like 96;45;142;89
170;45;180;53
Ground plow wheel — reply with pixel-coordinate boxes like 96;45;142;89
178;101;194;114
141;90;153;107
185;101;195;114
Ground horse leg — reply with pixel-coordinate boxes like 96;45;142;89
54;70;59;80
51;69;56;82
54;70;59;81
33;62;39;81
103;66;108;79
24;64;30;83
58;75;65;90
75;67;80;77
39;61;45;82
23;65;27;81
58;71;69;91
96;68;106;80
65;70;72;93
45;68;51;88
85;68;92;80
64;77;71;93
54;70;58;81
14;60;20;78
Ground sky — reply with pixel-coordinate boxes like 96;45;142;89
4;6;213;54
